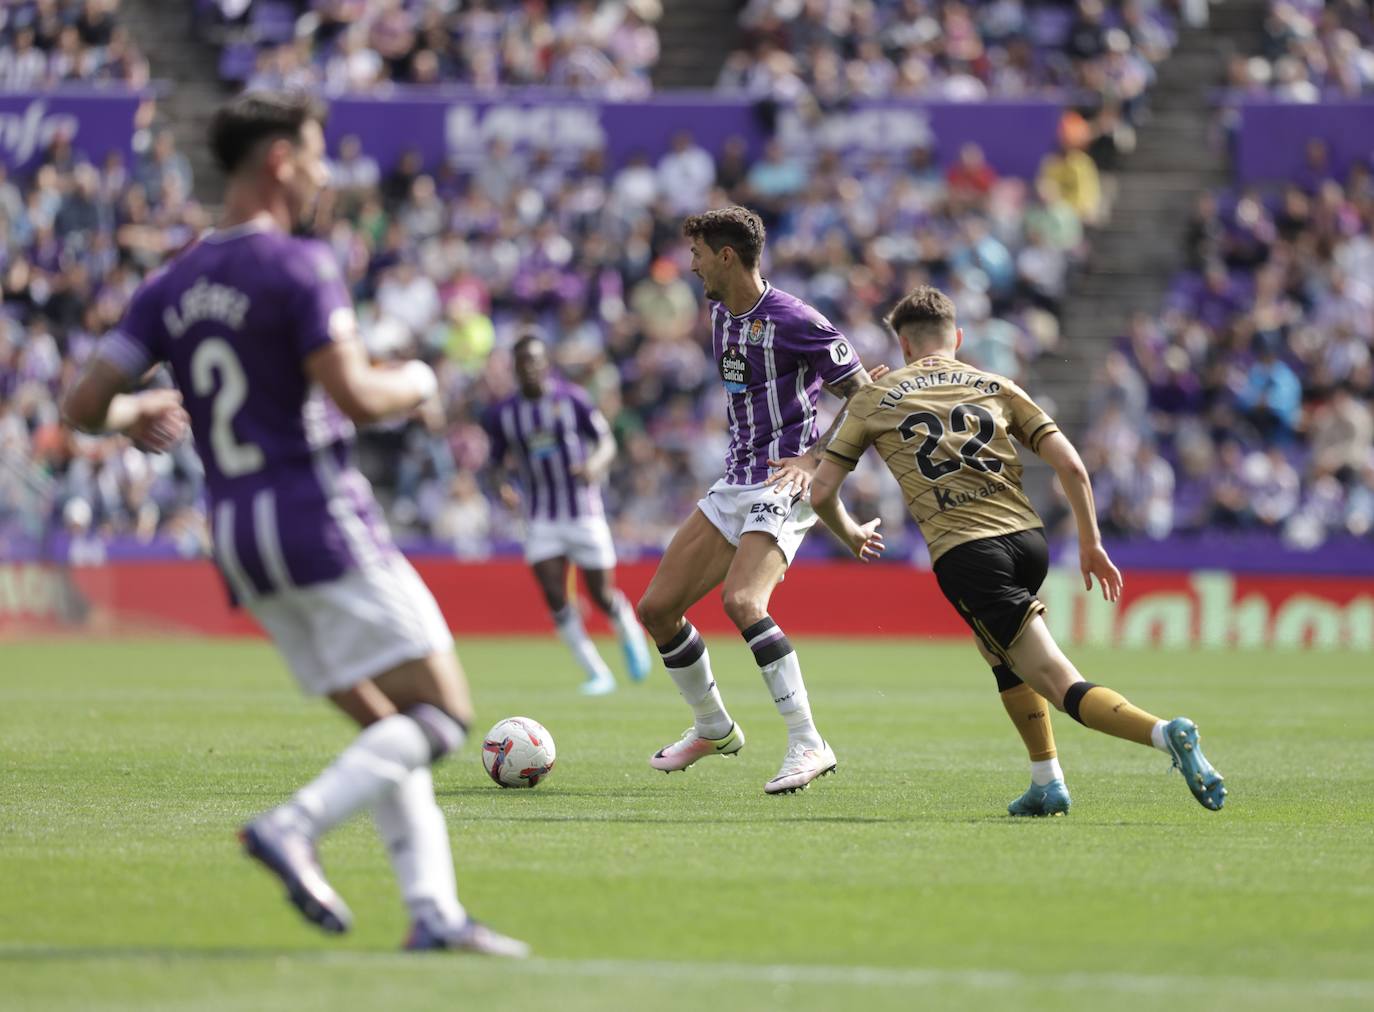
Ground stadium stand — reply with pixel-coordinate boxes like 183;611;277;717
194;0;663;97
0;0;148;89
1083;174;1374;546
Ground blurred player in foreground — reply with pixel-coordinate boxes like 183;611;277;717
809;286;1226;814
62;91;528;953
483;332;651;696
637;206;881;794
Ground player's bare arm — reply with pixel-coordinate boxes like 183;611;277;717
767;366;875;495
809;459;885;562
569;431;615;483
305;335;437;425
62;359;190;452
1036;430;1123;602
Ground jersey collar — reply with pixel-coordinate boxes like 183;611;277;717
724;280;771;320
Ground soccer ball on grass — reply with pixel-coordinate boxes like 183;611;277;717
481;717;556;788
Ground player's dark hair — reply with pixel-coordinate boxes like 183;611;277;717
885;285;958;339
209;91;326;175
681;206;766;269
512;331;546;358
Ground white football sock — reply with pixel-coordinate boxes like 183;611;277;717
659;623;732;738
1150;720;1169;753
760;652;823;749
372;767;465;928
554;605;614;686
1030;757;1064;786
290;713;432;838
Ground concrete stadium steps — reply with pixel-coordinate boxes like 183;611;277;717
655;0;745;89
1031;0;1269;439
120;0;227;205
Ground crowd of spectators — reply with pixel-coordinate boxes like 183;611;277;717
198;0;662;98
0;0;148;90
720;0;1175;120
1224;0;1374;100
2;109;1106;560
1081;164;1374;547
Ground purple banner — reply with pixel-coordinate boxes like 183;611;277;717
324;90;1063;179
1233;100;1374;184
0;90;145;173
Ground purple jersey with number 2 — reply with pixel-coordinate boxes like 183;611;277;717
710;282;862;485
96;221;393;602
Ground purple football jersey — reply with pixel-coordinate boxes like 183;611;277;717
96;220;394;601
483;378;609;521
711;283;862;485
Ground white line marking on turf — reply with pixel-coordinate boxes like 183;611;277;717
2;946;1372;1000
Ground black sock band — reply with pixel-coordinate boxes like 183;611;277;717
659;622;705;669
992;664;1023;692
1063;681;1097;725
405;703;468;761
742;615;793;667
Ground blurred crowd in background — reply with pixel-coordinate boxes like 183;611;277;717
1225;0;1374;98
1082;165;1374;545
0;0;147;90
3;0;1373;565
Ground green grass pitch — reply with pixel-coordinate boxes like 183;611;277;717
2;636;1372;1011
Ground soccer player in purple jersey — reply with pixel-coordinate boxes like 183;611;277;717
483;332;651;696
61;92;526;956
637;206;883;794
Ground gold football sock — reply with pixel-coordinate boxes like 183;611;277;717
999;682;1058;762
1063;682;1160;747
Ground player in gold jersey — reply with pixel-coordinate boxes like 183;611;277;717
808;286;1226;814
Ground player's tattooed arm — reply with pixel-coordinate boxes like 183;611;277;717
768;366;881;495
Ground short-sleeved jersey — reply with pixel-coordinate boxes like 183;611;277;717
483;379;609;521
711;283;862;485
95;221;394;601
823;355;1059;563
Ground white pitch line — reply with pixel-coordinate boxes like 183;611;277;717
2;946;1372;1000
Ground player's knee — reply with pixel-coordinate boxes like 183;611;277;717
404;702;468;762
635;591;670;635
721;588;766;630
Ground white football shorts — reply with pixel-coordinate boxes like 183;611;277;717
696;477;818;565
247;553;454;696
524;515;618;570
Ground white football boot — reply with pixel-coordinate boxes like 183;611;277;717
649;722;746;772
764;740;837;795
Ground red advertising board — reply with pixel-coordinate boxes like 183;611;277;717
2;559;1370;649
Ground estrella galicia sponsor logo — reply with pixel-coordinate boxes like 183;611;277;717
720;348;750;392
934;480;1009;512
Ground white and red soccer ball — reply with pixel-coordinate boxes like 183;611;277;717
481;717;556;788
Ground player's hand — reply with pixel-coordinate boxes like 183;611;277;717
848;518;884;562
867;364;892;382
1080;541;1123;602
569;460;607;484
499;483;521;510
127;389;189;453
766;455;818;497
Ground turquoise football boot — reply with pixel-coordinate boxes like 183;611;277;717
1007;778;1072;817
1164;717;1226;811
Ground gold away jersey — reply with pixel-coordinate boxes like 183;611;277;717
822;355;1059;563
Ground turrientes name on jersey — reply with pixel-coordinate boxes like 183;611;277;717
877;369;1003;409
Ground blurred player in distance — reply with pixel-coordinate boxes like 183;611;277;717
62;91;528;954
636;205;881;794
483;332;651;696
811;285;1227;814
